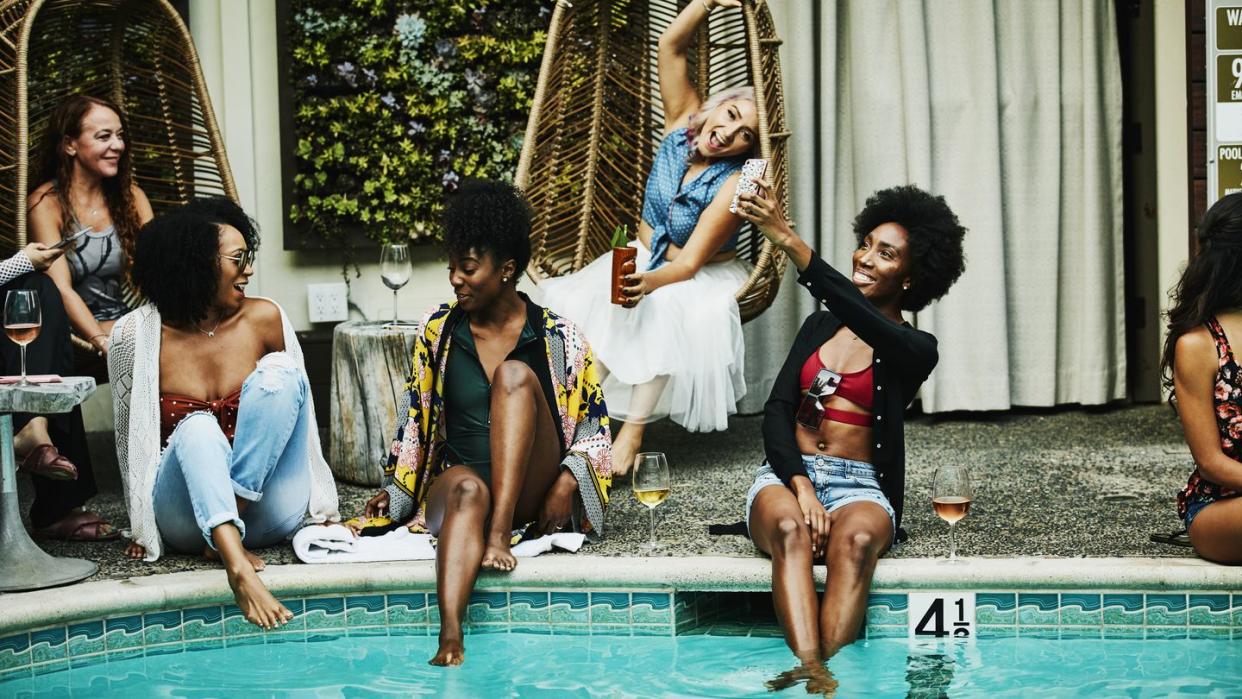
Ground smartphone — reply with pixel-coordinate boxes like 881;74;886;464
729;158;769;214
48;228;89;250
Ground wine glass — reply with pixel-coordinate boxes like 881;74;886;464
4;290;42;386
931;464;973;560
632;452;671;550
380;242;412;323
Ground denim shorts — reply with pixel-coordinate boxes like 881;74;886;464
745;454;896;539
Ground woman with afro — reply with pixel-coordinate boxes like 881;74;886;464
736;182;967;682
362;180;612;666
109;197;339;629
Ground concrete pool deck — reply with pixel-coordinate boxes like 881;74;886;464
20;403;1198;581
2;556;1240;637
2;403;1235;638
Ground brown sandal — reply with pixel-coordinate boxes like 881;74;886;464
35;510;120;542
17;444;78;481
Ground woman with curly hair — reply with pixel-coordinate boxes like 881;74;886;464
539;0;756;475
109;197;339;629
1163;192;1242;563
21;94;153;541
737;182;966;674
29;94;153;356
362;180;612;666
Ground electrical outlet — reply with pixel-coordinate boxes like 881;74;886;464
307;282;348;323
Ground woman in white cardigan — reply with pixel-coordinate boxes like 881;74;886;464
109;198;338;629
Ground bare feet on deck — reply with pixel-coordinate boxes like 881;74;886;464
429;634;465;666
205;545;266;572
225;565;292;630
480;534;516;572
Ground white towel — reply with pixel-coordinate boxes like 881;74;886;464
293;524;435;563
292;525;586;564
511;532;586;557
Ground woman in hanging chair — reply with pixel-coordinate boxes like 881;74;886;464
539;0;757;475
29;94;154;360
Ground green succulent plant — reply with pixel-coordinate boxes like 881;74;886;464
286;0;551;247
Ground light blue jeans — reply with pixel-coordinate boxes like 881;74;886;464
153;353;312;553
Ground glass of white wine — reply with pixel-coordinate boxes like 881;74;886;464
380;242;412;324
4;290;41;386
632;452;670;550
931;464;973;560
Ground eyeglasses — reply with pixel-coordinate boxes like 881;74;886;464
219;250;256;270
795;368;843;430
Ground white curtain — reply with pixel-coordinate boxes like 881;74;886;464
742;0;1125;413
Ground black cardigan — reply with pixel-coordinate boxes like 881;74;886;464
761;252;938;531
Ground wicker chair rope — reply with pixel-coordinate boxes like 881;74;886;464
0;0;238;351
516;0;790;323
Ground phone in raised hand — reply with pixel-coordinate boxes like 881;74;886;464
729;158;769;214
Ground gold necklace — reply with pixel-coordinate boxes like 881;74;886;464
197;317;223;338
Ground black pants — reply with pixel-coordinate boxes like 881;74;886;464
2;272;97;528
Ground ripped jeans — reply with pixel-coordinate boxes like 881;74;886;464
153;353;312;553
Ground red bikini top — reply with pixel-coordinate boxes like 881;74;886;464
159;388;242;445
800;350;874;427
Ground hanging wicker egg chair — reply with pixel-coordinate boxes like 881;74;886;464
0;0;238;249
0;0;237;352
515;0;790;323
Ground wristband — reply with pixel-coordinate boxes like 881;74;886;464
700;0;714;13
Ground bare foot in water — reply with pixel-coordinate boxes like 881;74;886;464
226;566;292;630
205;546;266;572
480;534;516;572
429;634;465;666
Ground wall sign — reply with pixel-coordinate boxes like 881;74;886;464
1210;3;1242;203
908;592;975;640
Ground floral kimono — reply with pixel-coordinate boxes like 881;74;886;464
381;298;613;535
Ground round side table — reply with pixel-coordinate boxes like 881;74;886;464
0;377;98;591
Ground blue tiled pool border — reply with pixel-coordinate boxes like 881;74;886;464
3;589;1242;678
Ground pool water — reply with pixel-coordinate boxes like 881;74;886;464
3;632;1240;697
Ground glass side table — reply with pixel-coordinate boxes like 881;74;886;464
0;377;98;591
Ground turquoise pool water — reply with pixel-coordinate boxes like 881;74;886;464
2;632;1240;697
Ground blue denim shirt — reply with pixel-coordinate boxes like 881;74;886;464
640;128;743;270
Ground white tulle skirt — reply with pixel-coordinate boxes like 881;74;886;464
535;241;749;433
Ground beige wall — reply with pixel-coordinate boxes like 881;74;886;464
1154;0;1191;394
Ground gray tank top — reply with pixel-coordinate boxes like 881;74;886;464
66;226;129;321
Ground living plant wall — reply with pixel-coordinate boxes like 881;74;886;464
283;1;551;247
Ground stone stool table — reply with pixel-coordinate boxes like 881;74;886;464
329;321;419;486
0;377;98;591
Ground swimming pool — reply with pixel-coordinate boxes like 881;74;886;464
2;631;1240;697
1;558;1240;696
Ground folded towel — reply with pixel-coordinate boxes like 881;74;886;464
293;525;587;564
294;524;435;563
511;532;586;557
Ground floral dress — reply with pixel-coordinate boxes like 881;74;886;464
1176;317;1242;524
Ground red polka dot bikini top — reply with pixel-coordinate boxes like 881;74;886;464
159;389;242;445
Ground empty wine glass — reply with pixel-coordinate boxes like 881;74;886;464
380;242;412;323
4;290;41;386
632;452;671;550
931;464;973;560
